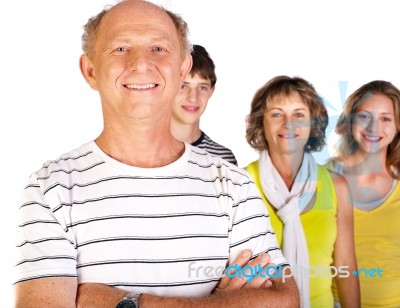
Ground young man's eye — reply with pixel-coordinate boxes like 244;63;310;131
180;84;188;90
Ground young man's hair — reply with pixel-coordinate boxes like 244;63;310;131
190;45;217;87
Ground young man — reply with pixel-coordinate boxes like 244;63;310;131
171;45;238;165
14;1;299;307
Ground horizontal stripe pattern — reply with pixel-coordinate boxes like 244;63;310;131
192;131;238;165
14;141;286;296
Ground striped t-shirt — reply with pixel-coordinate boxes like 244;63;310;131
192;131;238;166
15;142;286;297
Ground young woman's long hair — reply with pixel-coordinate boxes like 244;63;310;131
335;80;400;178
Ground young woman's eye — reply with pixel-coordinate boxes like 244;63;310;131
271;113;282;118
295;113;305;118
356;113;371;121
382;117;392;122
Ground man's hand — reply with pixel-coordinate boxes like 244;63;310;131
213;250;276;294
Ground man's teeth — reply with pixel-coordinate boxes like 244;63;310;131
125;84;156;89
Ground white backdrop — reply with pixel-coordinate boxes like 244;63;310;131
1;1;399;306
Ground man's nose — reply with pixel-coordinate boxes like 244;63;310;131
128;50;150;72
187;88;197;102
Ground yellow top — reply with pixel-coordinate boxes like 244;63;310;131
346;182;400;307
246;161;337;308
325;160;400;307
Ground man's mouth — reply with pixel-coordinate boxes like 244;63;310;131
124;83;157;89
182;106;199;112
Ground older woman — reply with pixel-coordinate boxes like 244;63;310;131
326;80;400;307
245;76;359;307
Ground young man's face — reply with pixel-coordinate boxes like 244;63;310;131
172;73;215;125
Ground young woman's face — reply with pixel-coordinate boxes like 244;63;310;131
352;94;397;155
263;94;311;156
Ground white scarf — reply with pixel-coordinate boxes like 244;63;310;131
259;150;318;308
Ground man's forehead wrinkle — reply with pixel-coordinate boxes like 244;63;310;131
97;10;179;48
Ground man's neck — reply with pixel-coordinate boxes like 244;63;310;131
96;118;184;168
171;120;202;144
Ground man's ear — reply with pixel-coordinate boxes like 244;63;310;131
79;54;98;90
180;54;193;81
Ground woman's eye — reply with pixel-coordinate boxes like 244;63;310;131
356;113;371;120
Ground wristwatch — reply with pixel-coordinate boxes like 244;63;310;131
115;292;141;308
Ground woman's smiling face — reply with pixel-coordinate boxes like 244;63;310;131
263;93;311;156
352;94;397;155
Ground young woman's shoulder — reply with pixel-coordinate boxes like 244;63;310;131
328;169;349;190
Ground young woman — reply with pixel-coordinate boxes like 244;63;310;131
245;76;360;307
327;80;400;307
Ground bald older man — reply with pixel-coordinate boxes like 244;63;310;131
14;1;299;307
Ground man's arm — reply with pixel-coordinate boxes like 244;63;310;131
13;252;298;307
76;251;299;307
15;278;78;307
76;278;298;308
132;277;298;308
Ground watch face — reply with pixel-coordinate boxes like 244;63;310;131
116;299;138;308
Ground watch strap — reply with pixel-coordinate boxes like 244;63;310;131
116;292;141;308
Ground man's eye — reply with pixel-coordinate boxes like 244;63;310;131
153;47;165;52
115;47;127;52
